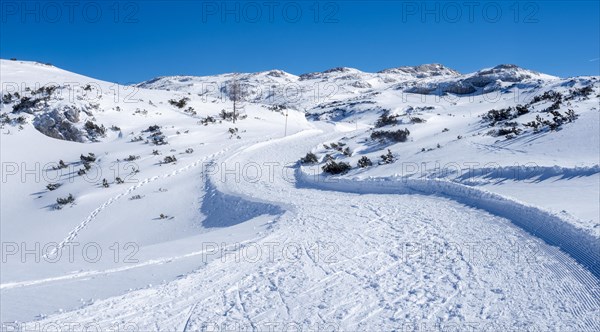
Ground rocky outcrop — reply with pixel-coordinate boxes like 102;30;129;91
378;63;460;78
33;107;84;142
404;64;557;95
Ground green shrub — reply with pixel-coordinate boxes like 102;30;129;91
371;128;410;142
46;183;61;191
380;149;394;164
357;156;372;168
322;160;351;175
80;153;96;162
57;194;75;205
300;152;319;164
168;98;190;109
375;110;398;128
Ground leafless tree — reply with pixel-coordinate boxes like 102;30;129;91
228;77;243;124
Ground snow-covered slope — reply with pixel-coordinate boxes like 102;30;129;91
135;64;463;111
1;59;599;329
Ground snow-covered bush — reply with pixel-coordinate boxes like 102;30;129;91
144;125;161;132
380;149;394;164
200;116;216;125
46;183;62;191
357;156;372;168
84;121;106;139
269;104;286;113
2;92;16;104
566;85;594;100
300;152;319;164
374;110;398;128
515;104;529;116
496;126;522;137
163;156;177;164
13;96;46;113
80;153;96;163
371;128;410;142
56;194;75;205
228;127;240;139
410;117;427;124
322;160;351;175
220;109;237;122
168;97;190;109
523;110;578;133
530;90;562;104
342;147;352;156
543;100;561;113
565;109;578;122
52;160;67;170
148;131;167;145
482;108;515;125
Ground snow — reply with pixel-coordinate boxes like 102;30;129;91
1;59;599;330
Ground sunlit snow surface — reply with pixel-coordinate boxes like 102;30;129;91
1;60;599;330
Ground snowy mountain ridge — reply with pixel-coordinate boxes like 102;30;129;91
136;63;557;99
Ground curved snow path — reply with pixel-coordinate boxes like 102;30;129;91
32;126;600;331
297;173;600;279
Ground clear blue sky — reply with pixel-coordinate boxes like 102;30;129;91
1;1;598;83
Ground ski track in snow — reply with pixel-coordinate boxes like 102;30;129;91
28;127;600;331
43;132;271;259
297;173;600;279
44;148;232;258
6;138;281;289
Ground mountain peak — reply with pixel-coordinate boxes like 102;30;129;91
322;67;355;74
378;64;460;78
476;64;557;81
298;67;364;81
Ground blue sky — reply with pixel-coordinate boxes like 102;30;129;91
1;1;598;83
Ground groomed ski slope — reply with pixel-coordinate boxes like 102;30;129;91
29;123;600;331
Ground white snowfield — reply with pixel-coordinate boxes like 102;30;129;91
0;60;599;331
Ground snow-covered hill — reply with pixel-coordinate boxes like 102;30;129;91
134;63;464;111
1;59;599;330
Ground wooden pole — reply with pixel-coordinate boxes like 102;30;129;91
284;109;289;137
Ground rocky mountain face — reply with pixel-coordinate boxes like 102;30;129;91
401;64;558;95
378;63;460;78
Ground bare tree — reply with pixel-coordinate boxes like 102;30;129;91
228;77;243;124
